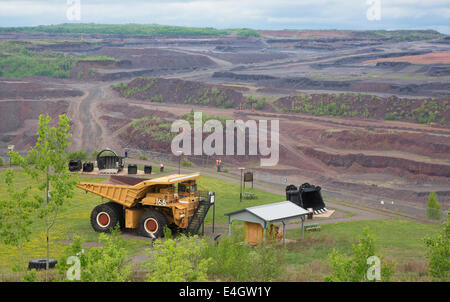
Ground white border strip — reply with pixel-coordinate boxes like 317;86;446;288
169;173;200;183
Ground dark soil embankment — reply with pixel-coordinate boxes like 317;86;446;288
88;47;216;70
375;61;412;71
208;52;289;64
274;93;450;127
325;178;450;205
299;146;450;179
0;80;83;99
71;47;218;80
418;65;450;77
26;41;102;52
0;100;69;151
99;103;176;132
70;60;125;80
212;71;450;97
112;77;244;109
298;128;450;159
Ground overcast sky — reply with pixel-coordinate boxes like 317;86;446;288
0;0;449;34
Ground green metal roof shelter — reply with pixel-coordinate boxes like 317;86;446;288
225;201;310;244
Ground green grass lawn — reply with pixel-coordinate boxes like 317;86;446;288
0;169;443;281
282;218;442;281
0;170;282;273
196;175;286;225
0;169;148;273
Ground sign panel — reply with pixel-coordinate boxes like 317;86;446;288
244;172;253;182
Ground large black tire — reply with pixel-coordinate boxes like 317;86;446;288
28;258;57;270
105;202;125;229
90;203;120;233
138;209;168;238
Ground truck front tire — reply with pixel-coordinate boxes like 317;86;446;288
138;209;168;238
90;203;120;233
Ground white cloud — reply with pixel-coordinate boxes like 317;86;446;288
0;0;448;33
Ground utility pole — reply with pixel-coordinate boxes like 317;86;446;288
177;151;183;174
239;167;245;202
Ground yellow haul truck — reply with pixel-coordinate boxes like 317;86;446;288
77;173;212;238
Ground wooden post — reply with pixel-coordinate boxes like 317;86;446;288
301;216;305;239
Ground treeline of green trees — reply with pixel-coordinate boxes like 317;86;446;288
0;41;117;79
233;28;261;37
2;25;443;41
0;42;75;78
0;23;231;37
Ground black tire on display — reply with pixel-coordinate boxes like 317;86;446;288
28;258;58;270
138;209;168;238
90;203;119;233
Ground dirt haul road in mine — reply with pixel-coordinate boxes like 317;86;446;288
67;82;122;152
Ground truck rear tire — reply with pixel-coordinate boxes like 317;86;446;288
105;202;125;229
138;209;168;238
90;203;120;233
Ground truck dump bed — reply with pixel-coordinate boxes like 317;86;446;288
77;173;200;208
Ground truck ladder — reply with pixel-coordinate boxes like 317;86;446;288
185;200;211;236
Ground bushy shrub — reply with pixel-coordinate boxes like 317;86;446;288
91;150;99;159
57;229;131;282
181;158;193;167
67;150;88;161
200;228;286;281
326;227;396;282
0;41;75;79
424;213;449;281
0;156;4;167
144;234;211;282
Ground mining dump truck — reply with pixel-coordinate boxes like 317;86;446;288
77;173;212;238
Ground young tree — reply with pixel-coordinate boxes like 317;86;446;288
10;114;77;281
0;169;36;273
426;192;442;220
144;234;211;282
424;213;449;281
57;228;131;282
326;228;396;282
